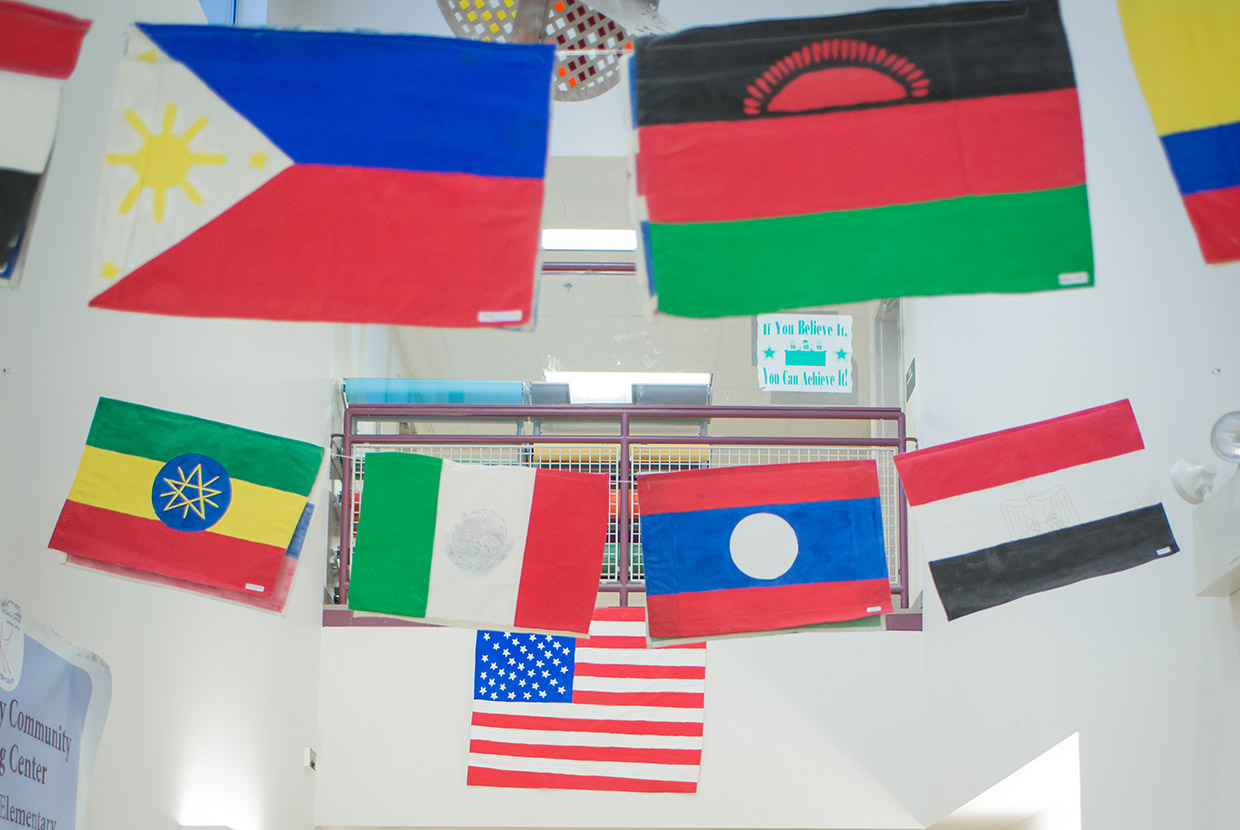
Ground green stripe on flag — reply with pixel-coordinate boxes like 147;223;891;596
86;398;323;494
649;185;1093;318
348;452;442;619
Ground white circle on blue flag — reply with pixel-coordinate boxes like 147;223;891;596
729;512;798;579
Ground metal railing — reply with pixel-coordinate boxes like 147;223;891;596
333;404;910;611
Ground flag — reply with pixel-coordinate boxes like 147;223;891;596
65;502;313;613
348;452;610;635
89;25;553;326
638;460;892;641
1118;0;1240;263
49;398;324;597
893;400;1179;621
0;1;90;285
467;606;706;793
630;0;1092;317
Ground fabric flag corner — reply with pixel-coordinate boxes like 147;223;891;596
630;0;1092;317
1117;0;1240;264
89;24;553;326
50;398;324;598
347;452;610;636
1;0;91;286
893;400;1179;620
639;460;893;641
467;605;706;793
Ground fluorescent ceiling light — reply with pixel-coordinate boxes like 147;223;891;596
541;228;638;251
544;371;711;404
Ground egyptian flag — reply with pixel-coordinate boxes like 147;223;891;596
639;460;892;641
894;401;1179;621
631;0;1093;318
90;25;553;327
0;1;91;284
1118;0;1240;264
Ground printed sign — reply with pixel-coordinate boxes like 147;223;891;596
756;314;852;393
0;594;110;830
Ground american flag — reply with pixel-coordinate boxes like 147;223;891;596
467;605;706;793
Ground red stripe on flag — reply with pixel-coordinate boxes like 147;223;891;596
50;500;285;595
574;663;706;679
894;400;1144;505
513;469;610;635
0;1;91;78
647;579;892;640
469;739;702;766
471;711;704;737
467;765;697;793
578;635;649;649
640;459;878;515
1183;184;1240;264
591;606;646;623
571;691;705;708
638;89;1085;223
90;165;543;328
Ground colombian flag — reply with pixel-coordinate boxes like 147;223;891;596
1118;1;1240;264
638;460;892;641
631;0;1093;317
90;25;553;326
50;398;323;597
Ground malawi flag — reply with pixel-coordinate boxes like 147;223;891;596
0;1;90;285
348;453;609;636
50;398;324;597
90;25;553;327
631;0;1093;317
639;460;892;641
893;400;1179;621
1118;0;1240;263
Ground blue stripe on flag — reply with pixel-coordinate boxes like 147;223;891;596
1161;120;1240;196
139;24;553;178
641;497;886;596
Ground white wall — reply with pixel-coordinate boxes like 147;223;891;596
904;2;1240;829
0;2;340;828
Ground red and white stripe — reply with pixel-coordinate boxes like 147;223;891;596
467;606;707;793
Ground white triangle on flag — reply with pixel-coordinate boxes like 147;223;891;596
91;26;292;295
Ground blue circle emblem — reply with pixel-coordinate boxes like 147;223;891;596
151;453;232;532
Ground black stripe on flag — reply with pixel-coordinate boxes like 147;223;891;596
928;505;1179;620
1;168;41;269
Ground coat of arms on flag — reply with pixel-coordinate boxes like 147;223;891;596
630;0;1093;317
90;24;553;326
467;606;706;793
50;398;324;600
894;400;1179;620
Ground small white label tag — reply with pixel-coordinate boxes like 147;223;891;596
1058;271;1090;286
866;606;883;613
244;583;265;592
477;309;524;323
1155;547;1174;556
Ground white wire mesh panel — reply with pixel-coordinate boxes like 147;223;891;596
629;445;901;588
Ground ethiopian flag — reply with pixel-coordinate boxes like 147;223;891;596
631;0;1093;317
1118;0;1240;264
349;453;609;636
50;398;323;596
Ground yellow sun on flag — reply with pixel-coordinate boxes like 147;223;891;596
106;102;226;224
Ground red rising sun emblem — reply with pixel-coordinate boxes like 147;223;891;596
743;38;930;116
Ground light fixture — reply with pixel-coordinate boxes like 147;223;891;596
1172;411;1240;597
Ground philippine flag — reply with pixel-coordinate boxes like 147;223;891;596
638;460;893;641
89;24;553;327
894;400;1179;621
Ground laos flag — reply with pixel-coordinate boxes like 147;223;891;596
90;25;553;327
638;460;892;641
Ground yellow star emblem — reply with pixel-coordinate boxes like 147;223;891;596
138;49;159;63
100;261;121;281
249;151;268;170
